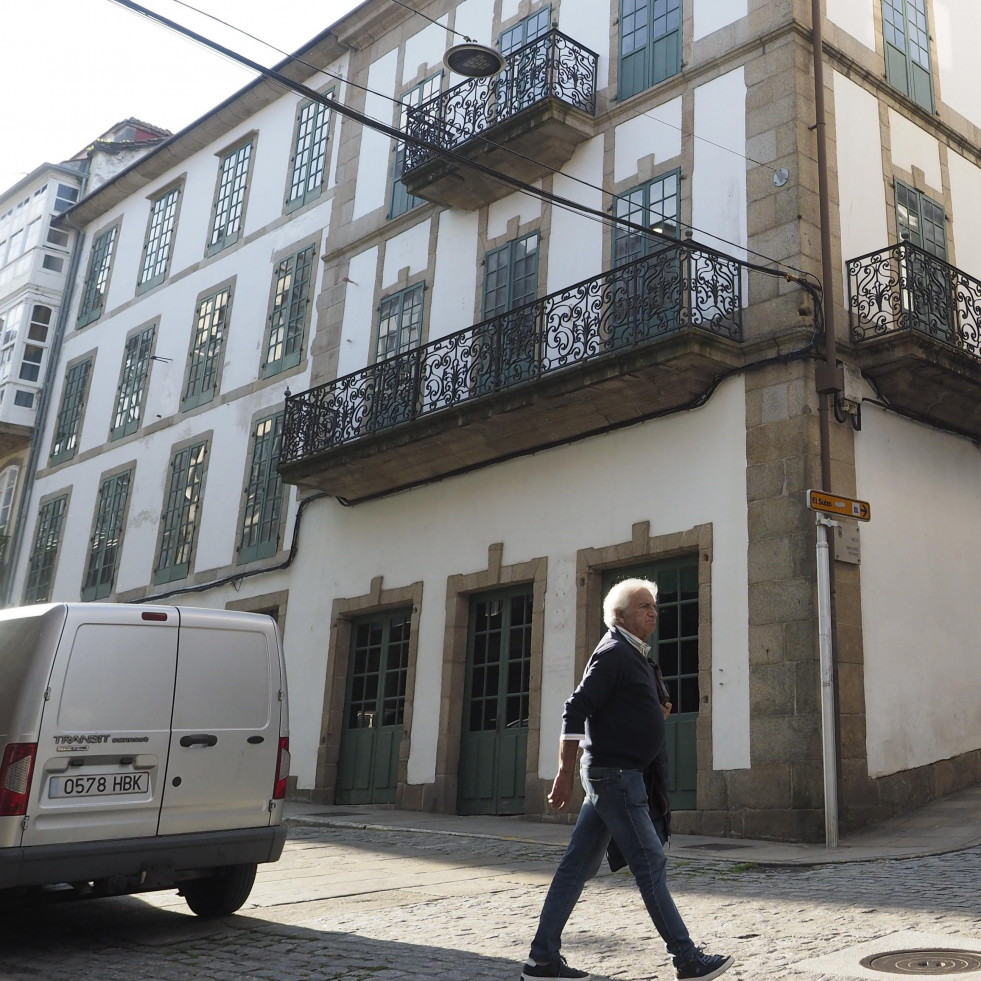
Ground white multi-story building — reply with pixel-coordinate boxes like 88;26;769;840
0;120;170;592
9;0;981;841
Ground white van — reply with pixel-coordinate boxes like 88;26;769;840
0;602;290;916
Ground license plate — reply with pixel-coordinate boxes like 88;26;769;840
49;771;150;799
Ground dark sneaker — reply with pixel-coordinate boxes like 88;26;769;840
520;956;591;980
675;948;734;980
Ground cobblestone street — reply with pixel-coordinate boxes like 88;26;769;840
1;824;979;981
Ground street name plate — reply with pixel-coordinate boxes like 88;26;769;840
807;489;871;522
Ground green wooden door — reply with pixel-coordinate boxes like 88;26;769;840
603;558;698;809
336;609;411;805
458;587;532;815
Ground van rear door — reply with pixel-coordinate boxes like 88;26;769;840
157;609;282;836
22;606;179;847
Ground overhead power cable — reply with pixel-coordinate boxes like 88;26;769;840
158;0;810;278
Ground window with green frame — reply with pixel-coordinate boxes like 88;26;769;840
262;245;315;377
23;494;68;604
207;141;253;255
77;224;118;328
499;6;550;54
237;411;285;565
376;283;425;360
883;0;934;111
618;0;682;102
895;180;946;258
110;324;156;441
497;7;552;112
154;440;208;584
483;232;540;318
612;170;681;265
138;185;180;292
182;286;230;411
478;233;540;393
286;95;333;213
49;357;93;465
81;469;132;601
390;73;442;220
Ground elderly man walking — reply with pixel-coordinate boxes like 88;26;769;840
520;578;733;981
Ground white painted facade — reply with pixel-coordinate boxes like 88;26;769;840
9;0;981;839
828;6;981;796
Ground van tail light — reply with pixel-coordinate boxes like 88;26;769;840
273;737;290;800
0;742;37;817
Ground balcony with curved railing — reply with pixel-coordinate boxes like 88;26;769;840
848;240;981;437
400;29;598;210
280;241;745;501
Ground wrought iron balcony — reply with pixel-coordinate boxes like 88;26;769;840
848;241;981;437
280;242;744;501
400;29;598;210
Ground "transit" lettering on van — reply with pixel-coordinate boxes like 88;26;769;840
54;734;111;745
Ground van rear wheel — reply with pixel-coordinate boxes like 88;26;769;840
181;863;257;917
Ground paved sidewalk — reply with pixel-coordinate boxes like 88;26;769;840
285;780;981;864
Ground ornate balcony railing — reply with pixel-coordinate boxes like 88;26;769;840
848;240;981;355
281;243;742;465
402;29;598;174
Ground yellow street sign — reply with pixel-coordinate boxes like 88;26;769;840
807;489;871;521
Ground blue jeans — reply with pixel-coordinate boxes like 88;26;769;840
529;765;695;964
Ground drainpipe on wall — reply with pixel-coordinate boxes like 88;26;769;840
810;0;845;845
811;0;845;440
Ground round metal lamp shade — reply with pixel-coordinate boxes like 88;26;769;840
442;43;506;78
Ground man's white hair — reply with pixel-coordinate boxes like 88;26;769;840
603;577;658;629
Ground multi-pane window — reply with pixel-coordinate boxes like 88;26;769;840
376;284;425;360
19;345;43;382
138;186;180;291
27;304;51;343
609;173;682;349
47;218;70;249
612;171;681;265
23;494;68;604
895;180;951;341
883;0;933;111
262;245;315;377
346;610;412;731
110;324;156;440
286;97;332;212
499;6;551;54
81;469;132;601
77;224;118;327
497;7;552;112
208;141;253;255
618;0;682;101
466;589;532;733
53;183;79;214
483;233;540;317
0;465;19;543
895;181;946;258
182;287;230;410
477;234;541;393
390;73;442;219
154;440;208;584
50;358;93;465
237;411;285;565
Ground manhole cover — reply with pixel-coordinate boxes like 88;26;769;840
860;950;981;975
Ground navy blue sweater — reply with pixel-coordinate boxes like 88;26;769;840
561;628;665;770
